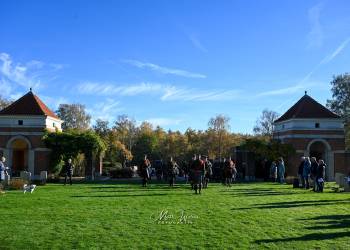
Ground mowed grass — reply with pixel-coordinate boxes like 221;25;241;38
1;180;350;249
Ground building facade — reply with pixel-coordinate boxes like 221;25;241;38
273;92;349;181
0;90;62;179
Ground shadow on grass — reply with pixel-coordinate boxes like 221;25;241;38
232;199;350;210
255;231;349;244
256;214;350;244
303;214;350;230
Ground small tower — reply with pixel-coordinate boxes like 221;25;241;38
0;91;63;178
273;93;347;180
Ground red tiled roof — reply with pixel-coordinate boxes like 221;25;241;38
275;93;341;123
0;91;59;119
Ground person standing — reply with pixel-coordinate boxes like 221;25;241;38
298;157;305;188
270;161;278;182
316;159;326;192
224;157;235;187
0;157;8;186
310;157;319;192
64;158;74;185
140;155;151;187
193;155;205;194
203;156;213;188
277;157;285;184
167;157;178;187
303;157;311;189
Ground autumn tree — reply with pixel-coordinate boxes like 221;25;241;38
113;115;137;152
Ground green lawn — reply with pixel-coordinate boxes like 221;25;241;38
1;181;349;249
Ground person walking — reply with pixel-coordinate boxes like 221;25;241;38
316;159;326;192
64;158;74;185
224;157;235;187
303;157;311;189
277;157;285;184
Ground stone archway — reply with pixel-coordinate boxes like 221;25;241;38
6;136;33;177
306;139;334;181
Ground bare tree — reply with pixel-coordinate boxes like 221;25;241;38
253;109;279;137
208;114;231;159
56;103;91;131
0;95;12;110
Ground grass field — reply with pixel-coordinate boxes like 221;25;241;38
1;180;349;249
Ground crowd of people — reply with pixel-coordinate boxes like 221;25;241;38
138;154;238;194
269;157;286;184
297;156;326;192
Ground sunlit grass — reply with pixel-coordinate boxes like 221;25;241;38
1;181;349;249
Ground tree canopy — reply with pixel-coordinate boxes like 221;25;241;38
56;103;91;131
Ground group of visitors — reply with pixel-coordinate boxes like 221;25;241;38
298;156;326;192
270;157;285;184
139;154;240;194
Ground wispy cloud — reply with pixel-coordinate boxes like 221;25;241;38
77;82;241;102
87;99;124;123
258;36;350;98
320;37;350;64
0;52;64;97
77;82;164;96
188;34;208;53
307;2;324;49
145;118;182;127
122;59;206;79
256;82;317;97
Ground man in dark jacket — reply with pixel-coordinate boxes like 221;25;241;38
310;157;319;191
316;159;326;192
64;158;74;185
298;157;305;188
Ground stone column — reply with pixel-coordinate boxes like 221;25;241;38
328;151;335;181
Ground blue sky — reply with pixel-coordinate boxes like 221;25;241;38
1;0;350;133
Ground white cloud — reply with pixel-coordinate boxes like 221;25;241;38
122;59;206;79
307;3;324;49
77;82;241;102
87;99;124;123
145;118;182;127
188;34;208;53
0;52;64;98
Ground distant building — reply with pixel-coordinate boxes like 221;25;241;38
0;90;63;178
273;92;349;181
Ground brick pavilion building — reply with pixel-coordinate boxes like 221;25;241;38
0;90;62;178
273;92;349;181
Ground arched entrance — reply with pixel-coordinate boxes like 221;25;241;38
307;139;333;181
6;136;32;177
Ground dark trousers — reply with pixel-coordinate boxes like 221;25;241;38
142;178;148;187
317;180;324;192
169;176;175;187
65;174;72;185
303;176;309;189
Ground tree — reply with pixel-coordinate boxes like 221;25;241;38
208;114;231;159
253;109;279;137
327;73;350;147
113;115;137;152
0;95;12;110
56;104;91;131
93;119;110;138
